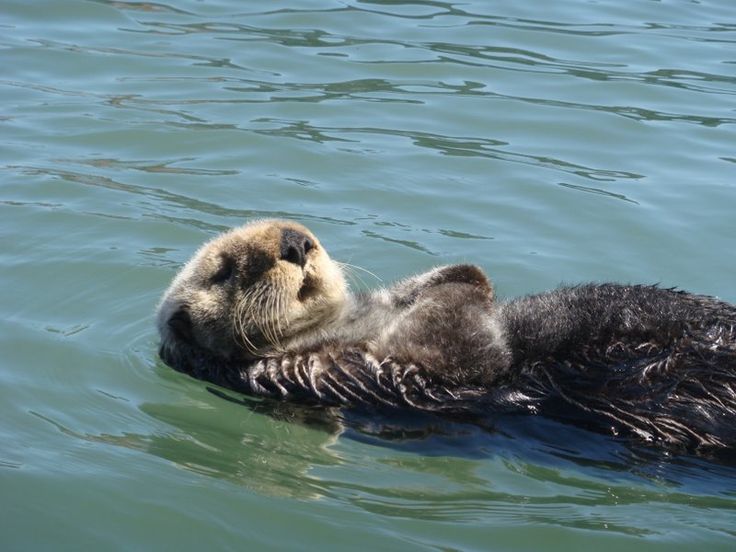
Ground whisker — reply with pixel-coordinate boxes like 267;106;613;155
337;261;382;283
233;290;258;355
275;287;286;349
259;287;271;345
338;263;364;291
243;283;270;354
267;289;279;347
337;262;371;291
266;284;282;350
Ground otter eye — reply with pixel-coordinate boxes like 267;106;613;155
211;256;235;284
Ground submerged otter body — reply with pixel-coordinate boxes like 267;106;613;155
157;220;736;454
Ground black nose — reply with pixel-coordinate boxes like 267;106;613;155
168;307;193;342
280;228;313;268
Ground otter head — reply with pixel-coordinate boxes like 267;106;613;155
157;220;347;371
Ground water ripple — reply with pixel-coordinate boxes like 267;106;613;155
4;0;736;548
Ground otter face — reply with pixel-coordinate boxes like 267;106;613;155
157;220;347;368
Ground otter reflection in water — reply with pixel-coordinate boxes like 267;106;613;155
157;220;736;454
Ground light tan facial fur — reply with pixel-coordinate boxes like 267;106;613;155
157;220;347;361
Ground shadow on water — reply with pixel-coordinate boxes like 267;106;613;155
30;356;736;534
163;388;736;535
249;396;736;491
165;376;736;493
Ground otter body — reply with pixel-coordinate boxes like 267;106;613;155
157;220;736;453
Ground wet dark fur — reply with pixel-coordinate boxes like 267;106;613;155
160;265;736;455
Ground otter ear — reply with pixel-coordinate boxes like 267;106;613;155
168;307;194;342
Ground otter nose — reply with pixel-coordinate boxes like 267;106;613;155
280;228;313;268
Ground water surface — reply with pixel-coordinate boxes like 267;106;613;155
2;0;736;550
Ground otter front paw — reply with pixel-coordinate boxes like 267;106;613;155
433;264;493;295
391;264;493;306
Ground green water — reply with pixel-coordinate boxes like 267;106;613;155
2;0;736;549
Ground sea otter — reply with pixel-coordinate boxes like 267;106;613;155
157;219;736;454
